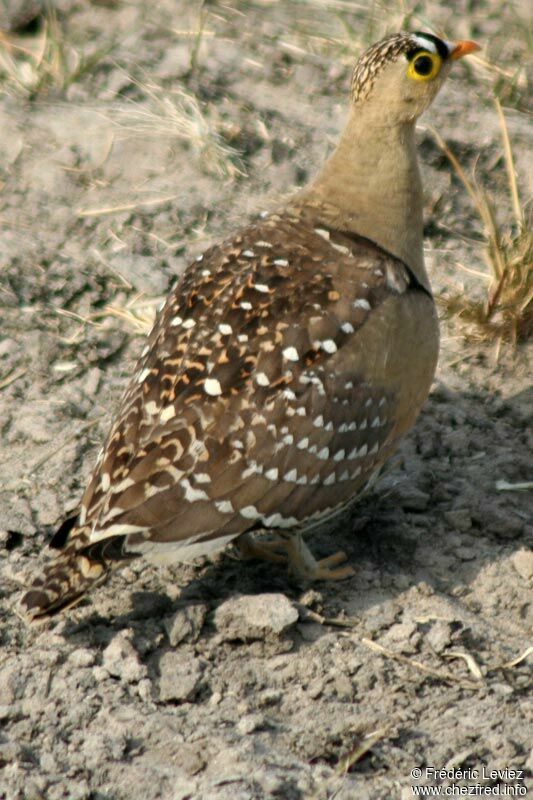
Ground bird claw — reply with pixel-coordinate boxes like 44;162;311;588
237;532;355;582
311;555;356;581
289;544;355;582
236;532;288;564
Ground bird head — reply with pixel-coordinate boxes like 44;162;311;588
351;32;480;124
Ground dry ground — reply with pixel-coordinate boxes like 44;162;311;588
0;1;531;799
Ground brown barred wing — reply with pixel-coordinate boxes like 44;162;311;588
58;214;424;562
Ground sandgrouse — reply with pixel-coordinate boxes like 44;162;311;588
20;31;479;619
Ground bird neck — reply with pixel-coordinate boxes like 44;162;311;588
294;107;430;291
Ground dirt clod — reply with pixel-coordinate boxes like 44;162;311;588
157;650;204;703
164;602;208;646
213;593;299;640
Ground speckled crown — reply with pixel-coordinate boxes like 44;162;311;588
351;32;447;103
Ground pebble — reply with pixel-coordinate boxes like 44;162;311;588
213;593;299;640
173;742;206;776
23;778;48;800
333;673;353;700
444;509;472;531
364;604;398;636
40;751;58;773
0;738;23;763
392;573;412;590
209;691;222;706
490;682;514;697
68;648;96;668
0;337;18;357
398;486;431;511
307;678;325;699
0;663;20;705
92;666;109;683
0;704;20;720
256;689;282;708
511;549;533;582
425;620;453;653
158;651;203;703
456;545;478;561
102;631;147;683
380;621;419;653
137;678;154;703
164;603;208;646
236;713;266;735
484;507;524;540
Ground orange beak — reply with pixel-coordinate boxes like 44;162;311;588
450;40;481;60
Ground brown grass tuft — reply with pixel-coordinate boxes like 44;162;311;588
108;79;245;180
432;100;532;349
0;10;111;97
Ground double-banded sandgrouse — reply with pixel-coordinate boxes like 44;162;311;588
20;31;480;619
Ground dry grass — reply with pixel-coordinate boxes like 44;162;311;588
432;100;532;349
54;293;160;344
0;10;111;97
108;79;244;179
102;293;161;333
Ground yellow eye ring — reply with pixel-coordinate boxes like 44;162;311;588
407;51;441;81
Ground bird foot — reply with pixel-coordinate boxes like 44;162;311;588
236;532;288;564
237;532;354;582
310;551;356;580
286;538;355;581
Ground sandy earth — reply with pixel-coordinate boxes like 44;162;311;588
0;1;531;798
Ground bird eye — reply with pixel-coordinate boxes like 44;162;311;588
414;55;433;75
407;51;441;81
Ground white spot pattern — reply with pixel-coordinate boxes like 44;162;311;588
204;378;222;396
240;505;260;519
182;479;209;503
282;346;299;362
320;339;337;354
160;406;176;422
331;242;350;254
216;500;234;514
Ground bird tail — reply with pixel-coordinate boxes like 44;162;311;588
18;526;134;621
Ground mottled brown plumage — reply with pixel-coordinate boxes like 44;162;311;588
19;30;480;619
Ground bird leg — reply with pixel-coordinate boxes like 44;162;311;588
236;532;288;564
237;531;355;581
